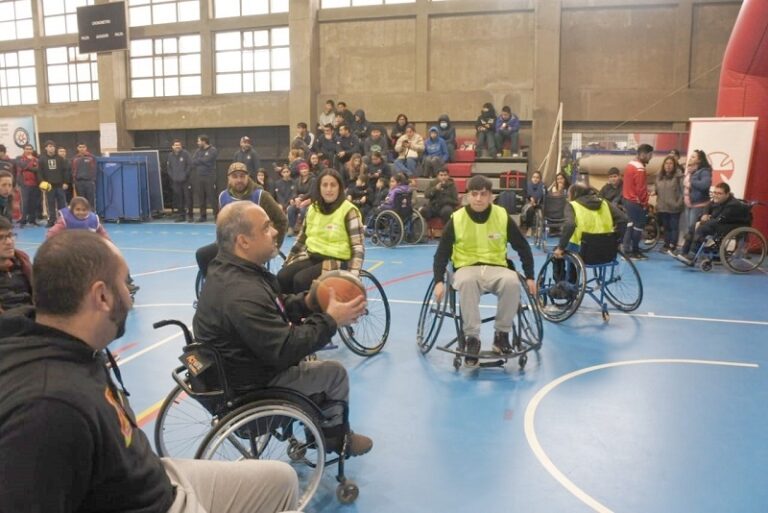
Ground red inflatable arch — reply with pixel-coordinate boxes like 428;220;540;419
716;0;768;236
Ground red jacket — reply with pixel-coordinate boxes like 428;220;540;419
622;160;649;206
15;155;39;187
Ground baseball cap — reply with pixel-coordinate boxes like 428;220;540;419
240;136;252;145
227;162;249;175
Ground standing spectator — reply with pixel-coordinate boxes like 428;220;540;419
390;114;408;153
71;143;97;208
622;144;653;259
336;101;355;126
0;216;32;313
394;124;424;177
314;124;338;168
475;103;497;158
599;168;623;205
317;99;336;135
352;110;370;140
0;171;13;222
39;140;70;228
192;134;218;222
494;106;520;156
57;146;73;203
15;144;40;227
681;149;712;241
655;155;684;253
363;126;390;164
335;124;361;170
422;127;449;178
420;168;459;225
233;136;260;180
166;138;193;222
437;114;456;163
293;122;315;156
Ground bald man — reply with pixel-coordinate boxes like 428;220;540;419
193;202;373;457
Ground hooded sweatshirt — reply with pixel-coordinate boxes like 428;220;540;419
0;307;174;513
437;114;456;146
558;190;628;249
424;127;449;161
352;109;370;140
476;103;497;132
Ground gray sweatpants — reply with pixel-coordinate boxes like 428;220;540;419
268;360;349;426
163;458;300;513
453;265;520;339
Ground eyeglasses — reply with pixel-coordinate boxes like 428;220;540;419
0;232;17;242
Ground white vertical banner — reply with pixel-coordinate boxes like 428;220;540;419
0;116;38;158
688;117;758;198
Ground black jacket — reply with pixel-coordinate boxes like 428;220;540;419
558;190;628;250
0;307;174;513
707;195;751;225
425;178;459;211
192;251;337;393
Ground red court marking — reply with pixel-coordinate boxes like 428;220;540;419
376;269;433;289
111;342;138;356
504;409;514;420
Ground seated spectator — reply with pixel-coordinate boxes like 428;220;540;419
292;122;315;156
378;173;411;212
335;124;361;169
437;114;456;163
390;114;409;154
363;126;390;164
548;172;570;197
422;127;449;178
352;110;370;141
346;173;371;220
655;156;684;253
475;103;497;158
599;168;623;205
308;152;325;176
333;113;345;135
288;149;306;179
343;153;367;186
394;124;424;177
0;170;13;222
371;177;389;211
287;163;315;235
0;217;32;313
520;170;545;230
194;201;371;458
420;169;459;225
256;168;269;191
314;124;338;167
317;99;336;135
336;101;355;126
279;169;365;294
675;182;751;265
273;166;297;212
0;230;301;513
494;106;520;156
366;151;391;189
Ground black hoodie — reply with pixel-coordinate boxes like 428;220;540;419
0;307;174;513
437;114;456;146
475;103;497;132
558;190;628;250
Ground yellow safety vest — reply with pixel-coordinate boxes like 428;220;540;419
569;200;614;245
452;205;508;268
305;200;359;260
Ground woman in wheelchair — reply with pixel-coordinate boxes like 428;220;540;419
278;169;365;295
432;175;536;367
674;182;752;265
193;201;373;457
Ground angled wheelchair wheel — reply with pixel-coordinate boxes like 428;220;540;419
536;251;587;323
373;210;404;248
195;399;325;512
404;210;426;244
338;270;390;356
719;227;767;274
195;270;205;300
416;278;448;354
154;384;215;458
638;214;660;253
517;275;544;350
532;209;544;247
603;252;643;312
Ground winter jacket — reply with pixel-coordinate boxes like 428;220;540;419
166;149;192;183
706;195;751;226
314;134;339;160
599;180;623;205
688;166;712;205
351;109;370;140
16;155;39;187
363;130;390;159
395;133;424;160
425;178;459;210
655;171;684;214
233;148;260;178
0;249;32;313
192;145;218;177
622;159;649;206
424;128;449;162
336;134;361;157
71;152;97;182
495;113;520;135
437;114;456;146
273;178;297;208
475;103;497;132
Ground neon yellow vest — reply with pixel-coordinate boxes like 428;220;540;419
569;200;614;245
452;205;508;268
305;200;359;260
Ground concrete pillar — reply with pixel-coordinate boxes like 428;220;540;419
672;0;694;90
532;0;561;180
415;0;429;93
96;50;133;152
289;0;321;132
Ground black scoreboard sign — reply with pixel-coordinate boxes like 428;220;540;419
77;2;128;54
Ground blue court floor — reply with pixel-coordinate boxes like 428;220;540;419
14;222;768;513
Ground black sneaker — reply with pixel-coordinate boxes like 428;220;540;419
492;331;513;355
464;336;481;367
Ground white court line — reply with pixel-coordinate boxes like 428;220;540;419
132;265;198;277
15;241;196;254
118;332;183;366
524;359;760;513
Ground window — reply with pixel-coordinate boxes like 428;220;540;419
213;0;287;19
214;27;289;94
130;35;201;97
0;49;37;106
46;46;99;103
42;0;95;36
128;0;199;28
321;0;413;8
0;0;34;41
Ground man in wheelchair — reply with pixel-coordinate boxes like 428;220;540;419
674;182;752;266
193;201;373;457
432;175;536;366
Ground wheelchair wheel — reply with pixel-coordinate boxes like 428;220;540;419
338;270;390;356
602;251;643;312
719;227;767;274
195;399;325;511
517;274;544;350
532;209;544;248
154;384;215;458
403;210;426;244
638;214;660;252
536;251;587;323
195;270;205;300
373;210;404;248
416;278;448;354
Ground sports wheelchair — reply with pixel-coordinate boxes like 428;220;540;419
679;201;766;273
152;320;362;508
195;246;391;357
536;233;643;322
534;194;567;251
416;267;543;370
368;190;426;247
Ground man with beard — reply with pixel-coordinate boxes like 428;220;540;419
0;230;301;513
233;136;260;180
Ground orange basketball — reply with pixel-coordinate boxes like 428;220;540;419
310;270;366;312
